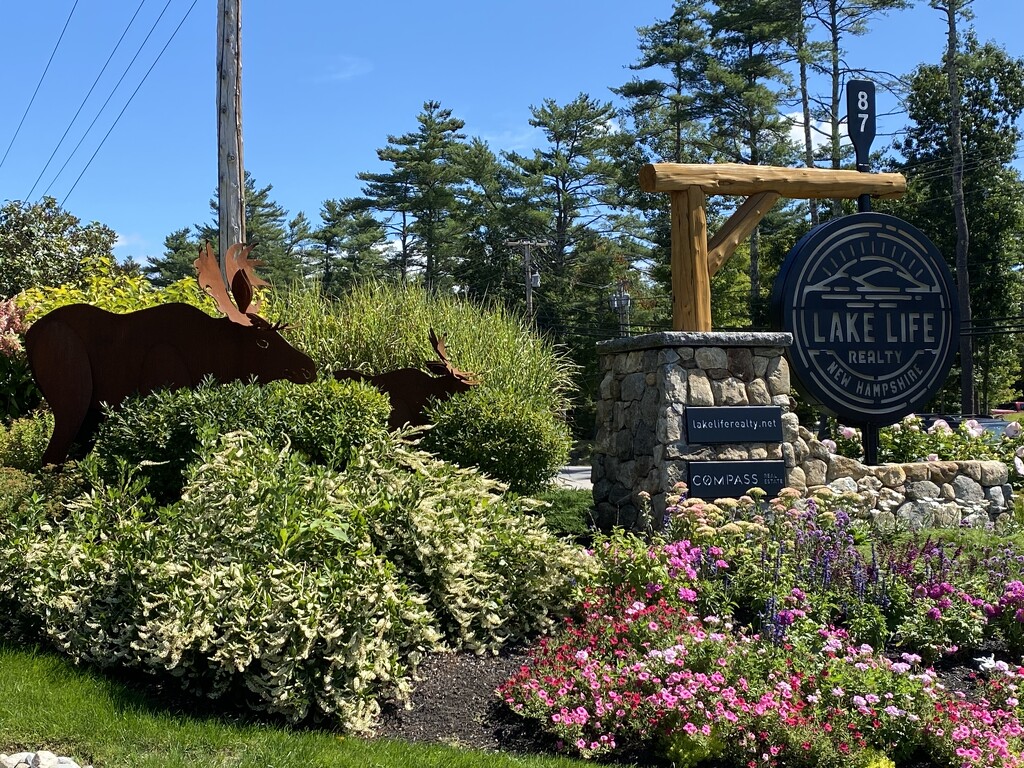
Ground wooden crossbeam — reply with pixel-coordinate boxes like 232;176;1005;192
640;162;907;198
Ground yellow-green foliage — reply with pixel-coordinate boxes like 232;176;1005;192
276;280;577;417
17;255;217;322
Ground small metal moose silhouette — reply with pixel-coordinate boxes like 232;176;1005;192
26;243;317;465
334;329;477;431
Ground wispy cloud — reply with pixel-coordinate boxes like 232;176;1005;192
113;232;148;252
477;126;544;154
318;55;372;83
785;111;844;152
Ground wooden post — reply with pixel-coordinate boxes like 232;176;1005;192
671;187;711;332
217;0;245;271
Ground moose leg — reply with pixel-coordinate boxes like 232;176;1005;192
28;322;93;466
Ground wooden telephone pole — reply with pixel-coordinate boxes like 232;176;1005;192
217;0;245;267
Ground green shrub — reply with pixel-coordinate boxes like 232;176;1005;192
12;432;438;731
339;433;592;653
0;467;34;517
5;429;589;731
0;411;53;470
92;377;389;502
424;387;572;493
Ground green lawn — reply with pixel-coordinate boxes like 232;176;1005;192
0;645;588;768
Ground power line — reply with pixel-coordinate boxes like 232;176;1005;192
61;0;199;205
0;0;80;175
26;0;149;200
44;0;177;199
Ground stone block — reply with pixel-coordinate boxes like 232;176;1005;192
765;356;791;396
906;480;941;501
981;461;1009;486
788;465;807;491
827;454;868;482
662;366;687;403
599;371;618;401
695;346;728;371
952;474;985;505
659;349;680;367
687;369;714;406
874;464;906;488
745;378;772;405
781;412;800;443
896;501;933;531
727;347;755;381
902;463;930;482
714;445;749;461
749;444;768;460
712;377;749;406
928;461;959;485
804;458;827;486
621;372;646;402
959;461;983;483
752;354;770;378
857;474;882;492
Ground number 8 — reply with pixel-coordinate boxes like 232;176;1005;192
858;91;869;111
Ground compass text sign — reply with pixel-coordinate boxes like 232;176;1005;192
687;460;788;500
772;212;958;426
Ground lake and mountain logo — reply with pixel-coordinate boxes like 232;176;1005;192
773;212;958;425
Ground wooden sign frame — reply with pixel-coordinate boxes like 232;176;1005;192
639;163;907;332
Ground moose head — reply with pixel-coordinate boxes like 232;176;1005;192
26;242;316;465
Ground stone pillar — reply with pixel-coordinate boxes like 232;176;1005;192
592;331;793;531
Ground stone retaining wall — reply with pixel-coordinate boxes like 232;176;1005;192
593;331;1014;532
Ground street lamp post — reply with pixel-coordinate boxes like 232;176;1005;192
609;281;632;337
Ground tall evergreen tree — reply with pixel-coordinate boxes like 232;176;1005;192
704;0;799;318
356;101;467;290
804;0;910;217
887;33;1024;411
310;198;387;296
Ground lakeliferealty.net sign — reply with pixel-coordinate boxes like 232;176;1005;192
772;212;959;425
685;406;783;444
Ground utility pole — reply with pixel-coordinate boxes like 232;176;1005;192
507;240;545;318
217;0;245;272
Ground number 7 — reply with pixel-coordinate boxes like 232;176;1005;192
858;113;869;132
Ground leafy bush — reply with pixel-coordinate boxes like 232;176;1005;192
3;429;589;731
92;377;390;502
10;432;437;731
338;433;592;652
0;467;35;517
0;411;53;470
424;387;572;493
16;254;214;322
0;298;39;421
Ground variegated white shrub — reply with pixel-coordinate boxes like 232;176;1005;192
3;429;591;731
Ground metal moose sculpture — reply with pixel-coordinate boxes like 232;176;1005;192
25;243;317;465
334;329;476;430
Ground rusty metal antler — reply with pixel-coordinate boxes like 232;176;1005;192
425;328;477;383
194;242;269;326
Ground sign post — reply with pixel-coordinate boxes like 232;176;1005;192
847;79;876;214
846;79;880;462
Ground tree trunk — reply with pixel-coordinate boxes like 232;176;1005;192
798;7;819;226
942;2;974;414
828;0;842;219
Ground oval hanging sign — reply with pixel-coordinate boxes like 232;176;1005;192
772;212;959;426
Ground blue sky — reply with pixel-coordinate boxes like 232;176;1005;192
0;0;1022;264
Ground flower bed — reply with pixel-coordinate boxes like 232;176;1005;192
501;488;1024;767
